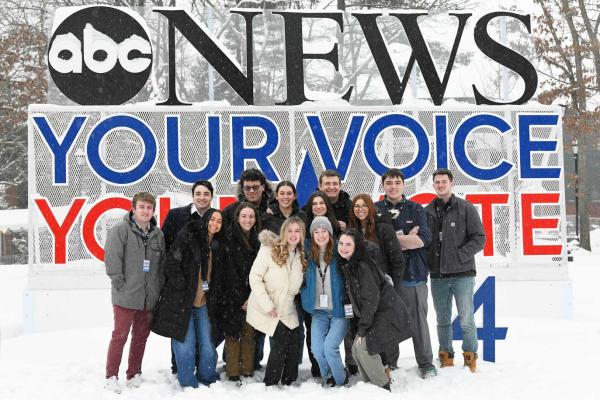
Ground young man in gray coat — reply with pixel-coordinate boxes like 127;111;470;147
425;169;485;372
104;192;165;393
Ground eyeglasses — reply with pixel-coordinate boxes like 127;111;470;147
243;185;262;192
353;204;369;210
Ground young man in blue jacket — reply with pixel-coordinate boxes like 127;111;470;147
375;168;437;379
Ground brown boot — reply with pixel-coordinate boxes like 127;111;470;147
463;352;477;372
439;351;454;367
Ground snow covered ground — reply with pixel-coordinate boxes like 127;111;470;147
1;236;599;399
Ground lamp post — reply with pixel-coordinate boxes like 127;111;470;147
573;140;579;240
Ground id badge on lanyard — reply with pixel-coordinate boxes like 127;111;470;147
344;303;354;319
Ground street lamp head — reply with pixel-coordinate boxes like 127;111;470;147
572;140;578;155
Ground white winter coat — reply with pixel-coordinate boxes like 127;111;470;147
246;230;304;336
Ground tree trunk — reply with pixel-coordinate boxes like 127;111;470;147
578;129;592;250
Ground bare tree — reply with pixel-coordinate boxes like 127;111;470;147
533;0;600;250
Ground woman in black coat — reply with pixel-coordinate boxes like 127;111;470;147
337;228;412;392
151;208;224;388
220;202;261;381
348;194;406;285
261;181;306;234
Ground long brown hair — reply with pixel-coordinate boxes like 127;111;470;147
271;216;308;271
348;194;378;242
309;232;334;265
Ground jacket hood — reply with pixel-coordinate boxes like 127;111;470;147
126;210;158;232
259;229;279;247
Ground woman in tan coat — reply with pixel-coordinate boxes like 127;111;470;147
246;216;307;386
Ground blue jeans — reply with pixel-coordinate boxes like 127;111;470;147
310;310;349;385
431;276;478;354
171;305;219;387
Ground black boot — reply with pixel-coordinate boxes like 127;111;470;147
382;382;391;392
347;364;359;376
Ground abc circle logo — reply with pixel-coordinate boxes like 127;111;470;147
48;6;152;105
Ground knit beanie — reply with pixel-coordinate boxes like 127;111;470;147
310;216;334;236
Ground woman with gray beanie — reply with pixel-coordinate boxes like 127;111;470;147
300;216;349;386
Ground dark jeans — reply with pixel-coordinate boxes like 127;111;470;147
264;322;301;386
171;330;224;374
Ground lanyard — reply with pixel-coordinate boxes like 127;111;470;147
316;262;329;294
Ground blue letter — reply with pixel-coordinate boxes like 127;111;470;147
33;115;87;185
454;114;513;181
305;114;364;179
166;115;221;183
87;115;157;185
231;116;279;181
518;114;561;179
435;114;448;169
363;114;429;179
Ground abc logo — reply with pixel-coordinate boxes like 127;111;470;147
48;6;152;105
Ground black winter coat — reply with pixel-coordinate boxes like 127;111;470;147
219;227;260;338
373;217;406;283
161;204;204;253
261;200;307;235
339;257;412;355
331;190;352;223
151;217;224;342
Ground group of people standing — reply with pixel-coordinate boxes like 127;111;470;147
103;166;485;394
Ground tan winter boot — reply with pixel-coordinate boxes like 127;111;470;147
463;352;477;372
438;351;454;367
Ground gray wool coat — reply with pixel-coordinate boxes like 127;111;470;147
105;212;165;310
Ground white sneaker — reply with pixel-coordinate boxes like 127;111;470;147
126;373;142;388
104;376;122;394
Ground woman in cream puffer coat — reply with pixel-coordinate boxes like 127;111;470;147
246;216;307;386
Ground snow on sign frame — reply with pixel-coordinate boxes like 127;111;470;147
28;105;566;277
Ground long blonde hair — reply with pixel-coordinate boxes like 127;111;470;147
272;216;308;271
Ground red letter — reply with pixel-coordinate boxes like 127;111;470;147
35;197;86;264
219;195;237;210
521;193;562;255
82;197;131;261
410;192;437;205
159;196;171;228
466;193;509;256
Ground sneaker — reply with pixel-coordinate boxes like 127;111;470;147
104;376;122;394
420;366;438;379
126;373;142;388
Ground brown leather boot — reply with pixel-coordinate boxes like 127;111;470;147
439;351;454;367
463;352;477;372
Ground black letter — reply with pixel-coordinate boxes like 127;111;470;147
273;11;352;105
472;12;537;105
154;9;260;105
353;12;471;105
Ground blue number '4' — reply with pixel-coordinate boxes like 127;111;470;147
452;276;508;362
